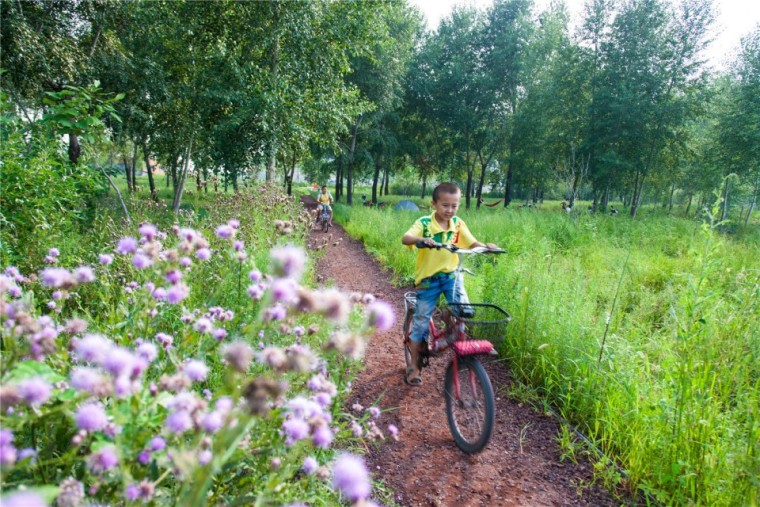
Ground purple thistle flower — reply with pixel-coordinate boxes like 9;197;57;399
49;248;60;257
183;360;209;382
271;278;297;303
52;290;63;300
156;332;173;350
150;436;166;452
264;304;287;322
212;328;228;341
247;284;264;301
138;450;151;465
228;219;240;229
166;283;189;304
195;248;211;260
216;397;233;414
0;429;12;446
165;410;193;434
201;411;223;433
70;367;107;394
152;287;167;301
387;424;399;440
233;240;244;252
179;256;192;268
351;421;363;437
47;301;56;309
87;446;119;474
331;453;371;502
75;334;112;363
73;266;96;283
0;491;47;507
0;444;17;466
17;448;36;462
198;449;212;466
138;223;158;240
312;424;333;449
365;301;395;332
99;254;114;265
40;267;74;288
102;347;136;377
368;406;381;419
44;255;57;264
215;224;235;239
8;285;22;298
314;392;332;408
270;245;306;280
18;377;52;406
132;252;153;270
249;269;262;282
165;269;183;285
302;456;318;475
125;483;140;501
282;418;310;445
193;318;213;334
137;342;158;363
75;403;108;432
222;341;254;372
116;237;138;255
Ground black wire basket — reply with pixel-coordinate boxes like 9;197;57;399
446;303;511;345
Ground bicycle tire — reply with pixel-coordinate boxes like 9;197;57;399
444;356;495;454
322;217;329;233
403;308;414;371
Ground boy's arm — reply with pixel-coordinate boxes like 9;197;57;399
402;221;435;247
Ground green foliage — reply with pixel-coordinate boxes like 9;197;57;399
339;202;760;505
0;97;104;271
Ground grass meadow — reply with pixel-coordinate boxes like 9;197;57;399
335;200;760;506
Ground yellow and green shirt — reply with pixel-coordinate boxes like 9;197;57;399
317;192;332;205
404;212;477;286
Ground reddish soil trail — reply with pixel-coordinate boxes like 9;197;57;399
310;223;621;507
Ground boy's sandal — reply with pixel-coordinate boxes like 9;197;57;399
404;368;422;386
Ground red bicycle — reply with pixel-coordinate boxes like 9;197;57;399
403;242;510;453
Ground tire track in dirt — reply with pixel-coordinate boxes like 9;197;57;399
310;223;621;507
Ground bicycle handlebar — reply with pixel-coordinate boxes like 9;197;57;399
415;241;505;255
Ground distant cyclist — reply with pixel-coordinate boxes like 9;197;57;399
316;185;334;227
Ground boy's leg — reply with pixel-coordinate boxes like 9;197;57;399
407;279;441;384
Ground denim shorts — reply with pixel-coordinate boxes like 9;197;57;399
409;272;462;343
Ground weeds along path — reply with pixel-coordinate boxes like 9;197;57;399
310;223;619;507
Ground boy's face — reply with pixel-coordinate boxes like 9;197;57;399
321;187;327;194
432;191;461;222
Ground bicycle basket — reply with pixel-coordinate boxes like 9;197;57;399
447;303;510;345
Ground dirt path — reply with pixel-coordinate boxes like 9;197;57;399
310;223;621;507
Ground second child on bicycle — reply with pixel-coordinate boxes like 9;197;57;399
316;185;334;227
401;182;499;386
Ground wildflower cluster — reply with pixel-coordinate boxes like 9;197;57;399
0;214;397;506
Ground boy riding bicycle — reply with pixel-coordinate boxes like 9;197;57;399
316;185;334;227
401;182;499;386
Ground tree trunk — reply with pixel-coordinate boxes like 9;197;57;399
68;133;81;165
123;155;133;192
172;138;194;214
346;119;361;206
384;165;390;195
668;181;676;212
503;163;513;207
142;144;157;201
745;178;758;226
720;177;730;222
630;173;645;219
601;185;610;210
476;158;487;209
131;143;138;191
421;175;427;200
371;152;382;203
685;193;692;217
335;155;343;202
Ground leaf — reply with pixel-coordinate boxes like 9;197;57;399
3;360;64;384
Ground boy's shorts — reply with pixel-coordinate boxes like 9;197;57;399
410;272;458;343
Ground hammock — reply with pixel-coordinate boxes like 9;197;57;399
482;199;503;208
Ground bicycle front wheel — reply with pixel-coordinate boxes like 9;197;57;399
444;356;495;454
402;308;414;370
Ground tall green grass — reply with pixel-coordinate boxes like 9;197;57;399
335;203;760;506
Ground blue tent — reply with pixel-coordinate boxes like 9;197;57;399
394;200;419;211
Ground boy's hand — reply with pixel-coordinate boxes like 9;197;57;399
419;237;437;247
485;242;499;250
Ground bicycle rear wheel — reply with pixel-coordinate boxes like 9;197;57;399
444;356;495;454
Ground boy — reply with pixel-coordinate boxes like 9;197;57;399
316;185;334;227
401;182;499;386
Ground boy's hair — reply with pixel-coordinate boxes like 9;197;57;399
432;182;461;202
321;185;328;190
